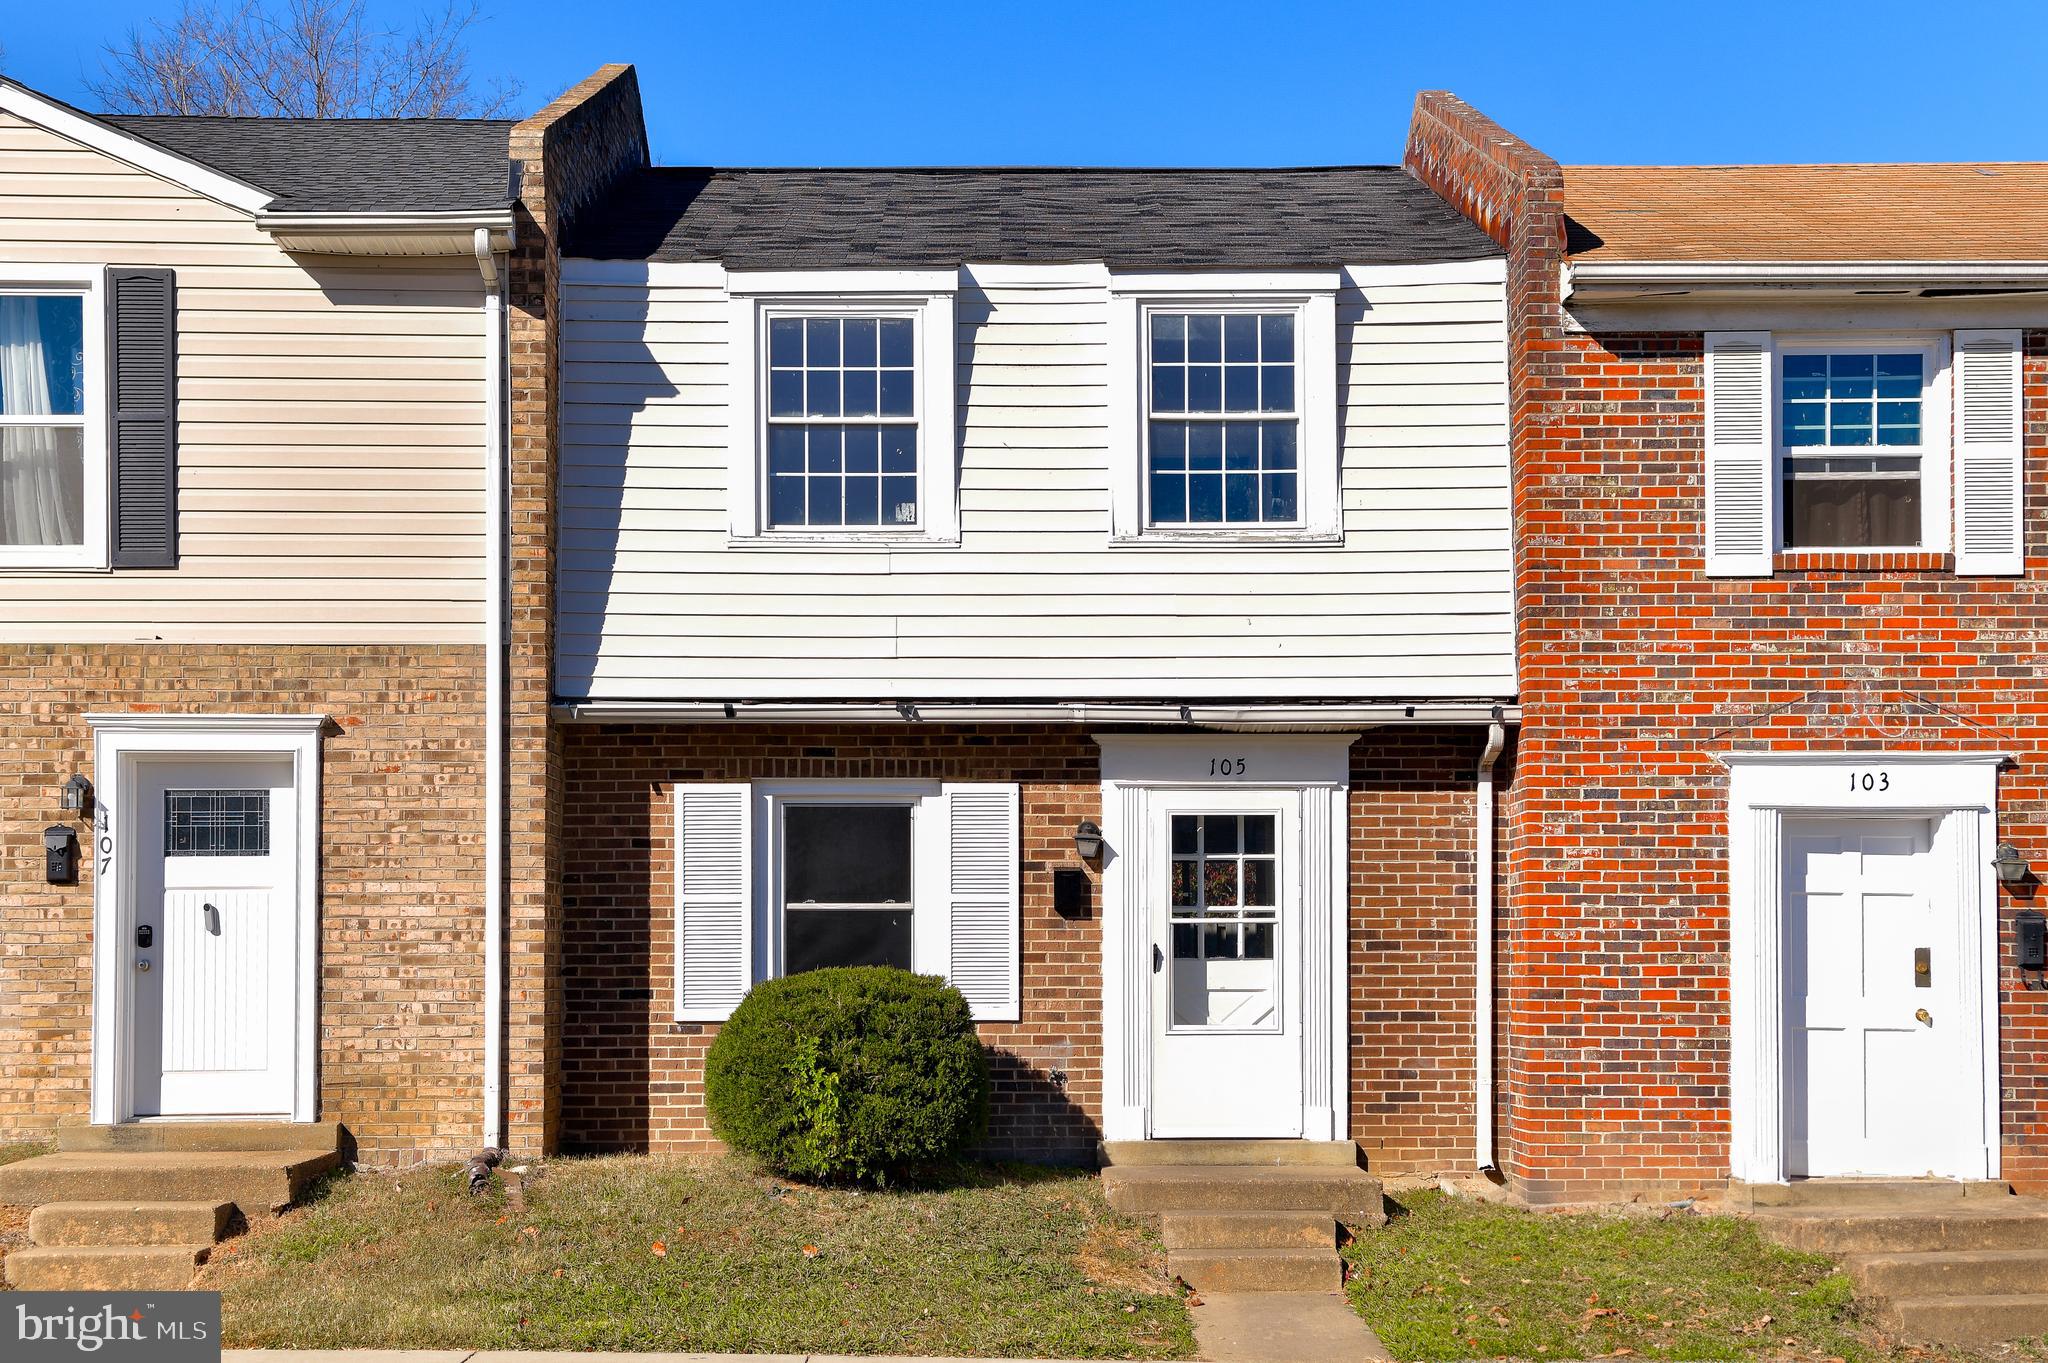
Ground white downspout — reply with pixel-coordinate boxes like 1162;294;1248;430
475;227;506;1150
1475;720;1506;1172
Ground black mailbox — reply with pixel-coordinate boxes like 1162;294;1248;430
1053;867;1092;919
2019;910;2047;972
43;825;78;884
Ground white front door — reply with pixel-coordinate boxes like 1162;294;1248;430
1148;789;1303;1137
132;759;299;1117
1785;816;1969;1177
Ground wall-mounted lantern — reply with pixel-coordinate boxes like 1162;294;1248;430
1073;819;1104;861
1994;842;2032;886
60;773;93;820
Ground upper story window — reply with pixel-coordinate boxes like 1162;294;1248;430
1108;275;1340;546
767;315;919;530
1148;311;1299;526
727;273;959;546
1;286;93;562
1780;351;1929;548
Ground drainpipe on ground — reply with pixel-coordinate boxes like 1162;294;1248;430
1475;720;1506;1172
475;227;507;1151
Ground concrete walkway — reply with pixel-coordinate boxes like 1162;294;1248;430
1190;1292;1388;1363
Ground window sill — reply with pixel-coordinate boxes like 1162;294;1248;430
1773;549;1953;573
727;532;959;551
1109;528;1343;550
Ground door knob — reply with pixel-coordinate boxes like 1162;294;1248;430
1915;1007;1932;1025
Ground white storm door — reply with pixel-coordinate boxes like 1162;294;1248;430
1148;790;1303;1137
1785;816;1966;1177
131;759;298;1117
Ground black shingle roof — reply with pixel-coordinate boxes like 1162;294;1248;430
104;115;515;213
568;166;1500;268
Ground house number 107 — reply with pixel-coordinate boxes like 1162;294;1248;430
1849;771;1891;792
1210;757;1247;776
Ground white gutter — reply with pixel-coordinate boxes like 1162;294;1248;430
475;226;508;1152
553;699;1520;727
1567;258;2048;296
1474;720;1506;1173
257;209;517;236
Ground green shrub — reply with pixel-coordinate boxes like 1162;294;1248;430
704;967;990;1184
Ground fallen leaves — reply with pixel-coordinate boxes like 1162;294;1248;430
650;1240;667;1257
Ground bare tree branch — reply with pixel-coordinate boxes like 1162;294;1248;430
87;0;522;118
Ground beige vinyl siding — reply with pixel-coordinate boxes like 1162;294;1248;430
0;111;486;643
557;257;1512;700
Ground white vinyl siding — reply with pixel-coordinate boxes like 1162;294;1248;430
0;110;487;642
557;257;1511;699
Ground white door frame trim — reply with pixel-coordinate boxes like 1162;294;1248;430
85;713;328;1125
1096;734;1354;1142
1724;751;2004;1183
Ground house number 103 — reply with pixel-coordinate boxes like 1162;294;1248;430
1849;771;1891;792
1209;757;1247;776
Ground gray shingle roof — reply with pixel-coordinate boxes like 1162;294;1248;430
104;115;515;213
568;166;1501;268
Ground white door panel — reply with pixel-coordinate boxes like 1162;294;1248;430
1786;816;1964;1177
133;759;297;1117
1149;790;1303;1138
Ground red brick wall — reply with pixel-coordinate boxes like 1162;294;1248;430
559;723;1489;1171
0;644;486;1165
1500;329;2048;1200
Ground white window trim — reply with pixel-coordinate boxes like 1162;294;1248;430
0;264;109;571
726;271;959;548
751;780;946;980
1773;333;1951;556
1722;751;2001;1185
1107;272;1340;547
83;712;328;1126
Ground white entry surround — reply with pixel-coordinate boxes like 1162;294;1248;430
1099;734;1353;1141
1726;751;2004;1184
85;714;327;1125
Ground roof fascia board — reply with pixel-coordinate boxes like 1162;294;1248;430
256;210;516;230
553;699;1520;726
0;79;273;213
563;259;727;288
1569;259;2048;296
1111;270;1342;295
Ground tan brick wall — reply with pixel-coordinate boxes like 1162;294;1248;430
504;64;649;1156
558;723;1487;1170
0;644;486;1165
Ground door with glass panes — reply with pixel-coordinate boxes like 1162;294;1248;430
1148;789;1303;1136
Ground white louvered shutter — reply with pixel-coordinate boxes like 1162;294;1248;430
673;784;753;1021
1703;331;1776;577
940;783;1021;1022
1954;329;2026;576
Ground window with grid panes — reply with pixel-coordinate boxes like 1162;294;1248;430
765;315;918;529
1147;311;1299;526
1780;351;1927;548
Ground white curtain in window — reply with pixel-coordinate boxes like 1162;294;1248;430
0;296;82;546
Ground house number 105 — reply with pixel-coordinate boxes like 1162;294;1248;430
1849;771;1891;792
1210;757;1247;776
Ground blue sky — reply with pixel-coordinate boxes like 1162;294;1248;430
7;0;2044;167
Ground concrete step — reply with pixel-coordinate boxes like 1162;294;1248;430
1163;1209;1335;1250
27;1200;233;1248
4;1244;209;1291
0;1149;341;1215
1169;1246;1343;1293
1879;1292;2048;1345
1102;1165;1385;1225
1731;1178;2011;1210
55;1120;344;1156
1754;1204;2048;1255
1100;1140;1361;1169
1850;1247;2048;1299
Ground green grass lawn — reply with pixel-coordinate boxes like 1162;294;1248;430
206;1154;1194;1358
1347;1190;1872;1362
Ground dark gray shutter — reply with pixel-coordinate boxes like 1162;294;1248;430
106;267;178;568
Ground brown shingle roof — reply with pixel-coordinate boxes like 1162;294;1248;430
1565;163;2048;263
